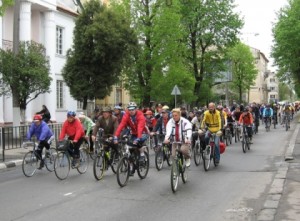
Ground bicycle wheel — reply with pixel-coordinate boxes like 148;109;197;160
155;148;164;171
116;156;130;187
202;145;211;171
193;142;201;166
247;137;251;150
54;152;70;180
181;159;188;183
286;120;289;131
110;150;121;174
44;148;57;172
212;147;218;167
77;148;89;174
22;151;39;177
137;152;149;179
165;145;172;166
242;136;247;153
171;161;179;193
93;153;106;180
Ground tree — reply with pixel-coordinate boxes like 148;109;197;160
0;0;14;16
226;42;257;103
62;0;137;109
0;41;51;121
180;0;243;105
272;0;300;97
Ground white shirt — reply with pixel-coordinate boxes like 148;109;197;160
165;117;192;142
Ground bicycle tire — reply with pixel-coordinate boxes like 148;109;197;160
110;150;121;174
202;145;211;171
45;147;57;172
242;136;247;153
54;152;70;180
213;146;217;167
165;145;172;166
137;151;149;179
116;156;130;187
193;142;201;166
286;121;288;131
171;161;179;193
247;138;251;150
77;148;89;174
181;159;188;183
155;148;164;171
93;153;106;180
22;151;39;177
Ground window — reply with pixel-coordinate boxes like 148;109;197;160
77;101;83;110
270;78;276;83
56;80;64;109
270;95;276;99
56;26;64;55
270;87;275;91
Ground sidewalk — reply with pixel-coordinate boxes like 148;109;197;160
0;147;32;169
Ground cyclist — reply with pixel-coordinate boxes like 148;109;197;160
216;105;227;142
145;110;156;132
239;107;254;143
113;105;125;124
226;111;235;137
191;110;206;150
164;108;192;167
281;103;292;127
36;105;51;123
262;104;273;128
201;102;222;165
251;102;260;132
26;114;54;169
114;102;149;175
151;108;171;149
272;103;279;125
59;111;85;167
180;106;188;119
78;112;95;152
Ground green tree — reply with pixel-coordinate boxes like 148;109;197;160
272;0;300;97
62;0;137;109
180;0;243;105
0;41;51;121
278;82;292;101
226;42;257;103
0;0;14;16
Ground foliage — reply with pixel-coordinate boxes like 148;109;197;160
278;82;292;101
272;0;300;97
0;0;14;16
0;41;51;110
226;42;257;103
180;0;243;105
62;0;137;109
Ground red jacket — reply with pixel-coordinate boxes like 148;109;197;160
114;110;148;138
239;112;253;125
59;118;85;142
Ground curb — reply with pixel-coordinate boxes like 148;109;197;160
0;159;23;170
284;123;300;161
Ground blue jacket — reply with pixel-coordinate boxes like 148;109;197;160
263;108;273;117
26;121;54;141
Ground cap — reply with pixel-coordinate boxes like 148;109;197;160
102;106;112;112
33;114;42;121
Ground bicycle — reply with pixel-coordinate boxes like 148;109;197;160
170;142;188;193
202;131;218;171
193;131;204;166
224;125;232;146
93;136;122;181
272;114;277;129
241;125;251;153
54;140;89;180
234;122;241;143
283;114;290;131
154;134;172;171
116;136;149;187
264;117;271;132
22;139;57;177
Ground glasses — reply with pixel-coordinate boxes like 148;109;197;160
128;109;136;112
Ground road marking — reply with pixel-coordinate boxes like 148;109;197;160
226;208;253;213
64;192;73;196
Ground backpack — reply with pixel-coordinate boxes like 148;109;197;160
265;109;271;117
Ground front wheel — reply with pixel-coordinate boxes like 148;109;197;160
110;149;121;174
54;152;70;180
22;151;39;177
137;151;149;179
202;145;211;171
116;156;130;187
181;159;188;183
77;148;89;174
193;142;201;166
44;148;57;172
155;148;164;171
171;161;179;193
242;136;247;153
93;153;106;180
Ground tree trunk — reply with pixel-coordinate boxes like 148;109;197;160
239;86;242;104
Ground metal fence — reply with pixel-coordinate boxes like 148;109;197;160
0;123;63;161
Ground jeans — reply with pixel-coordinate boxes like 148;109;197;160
204;131;220;161
131;134;149;147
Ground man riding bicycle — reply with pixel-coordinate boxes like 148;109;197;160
262;104;273;128
26;114;54;169
201;103;222;165
164;108;192;167
239;107;254;143
151;108;171;149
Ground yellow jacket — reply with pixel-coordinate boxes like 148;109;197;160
201;110;221;133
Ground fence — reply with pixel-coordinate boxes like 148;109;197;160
0;123;63;161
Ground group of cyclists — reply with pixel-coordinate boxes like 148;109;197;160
25;100;297;177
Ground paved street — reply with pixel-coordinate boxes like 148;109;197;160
0;118;298;221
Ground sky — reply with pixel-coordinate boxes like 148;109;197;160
234;0;289;71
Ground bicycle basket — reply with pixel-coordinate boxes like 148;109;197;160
56;140;69;151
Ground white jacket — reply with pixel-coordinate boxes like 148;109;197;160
165;117;192;142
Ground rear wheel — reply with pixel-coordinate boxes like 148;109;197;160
202;145;211;171
181;158;188;183
171;161;179;193
44;148;57;172
77;148;89;174
116;157;130;187
93;153;105;180
54;152;70;180
155;148;164;171
137;151;149;179
110;150;121;174
242;136;247;153
22;151;39;177
193;142;201;166
165;145;172;166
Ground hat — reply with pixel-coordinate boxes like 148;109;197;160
33;114;42;121
162;105;169;110
102;106;112;112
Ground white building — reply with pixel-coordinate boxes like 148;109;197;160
266;71;279;103
0;0;84;124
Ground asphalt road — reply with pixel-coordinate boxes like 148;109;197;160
0;121;295;221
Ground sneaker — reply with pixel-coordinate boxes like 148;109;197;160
185;158;191;167
37;160;44;170
215;159;220;165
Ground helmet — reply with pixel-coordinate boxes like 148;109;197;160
67;111;76;117
162;105;169;110
114;105;122;110
78;112;85;118
33;114;42;121
102;106;112;112
128;102;137;110
196;109;204;116
145;110;153;115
